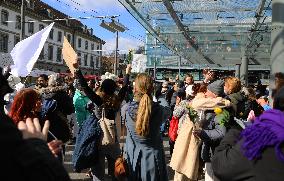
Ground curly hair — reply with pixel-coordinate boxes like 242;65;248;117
224;76;242;94
9;89;41;124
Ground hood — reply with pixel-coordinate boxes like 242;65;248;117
74;89;87;97
40;85;68;99
191;93;231;110
228;91;245;102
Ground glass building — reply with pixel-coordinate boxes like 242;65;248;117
118;0;272;84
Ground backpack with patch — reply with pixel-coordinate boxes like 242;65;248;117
230;95;250;120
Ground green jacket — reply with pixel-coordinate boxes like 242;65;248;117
73;90;90;127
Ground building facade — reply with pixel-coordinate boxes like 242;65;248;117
0;0;105;75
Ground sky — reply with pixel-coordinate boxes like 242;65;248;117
41;0;145;53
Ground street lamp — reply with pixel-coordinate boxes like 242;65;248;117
100;20;116;33
100;18;128;75
109;19;128;32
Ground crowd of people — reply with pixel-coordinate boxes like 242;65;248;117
1;62;284;181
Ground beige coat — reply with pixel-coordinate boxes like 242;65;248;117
170;115;201;180
170;95;231;180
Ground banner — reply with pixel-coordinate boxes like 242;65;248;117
131;54;147;73
62;36;77;75
10;22;54;77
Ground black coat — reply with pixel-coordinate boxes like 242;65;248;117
0;114;70;181
42;90;74;143
212;128;284;181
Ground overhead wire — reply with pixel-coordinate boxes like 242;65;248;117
63;0;146;44
4;0;146;46
4;15;119;23
53;0;98;17
247;0;272;56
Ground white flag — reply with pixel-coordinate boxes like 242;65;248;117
10;22;54;77
131;54;147;73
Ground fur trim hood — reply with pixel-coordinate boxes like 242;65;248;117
39;85;68;99
190;93;231;110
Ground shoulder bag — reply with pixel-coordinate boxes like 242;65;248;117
114;109;128;180
99;108;116;145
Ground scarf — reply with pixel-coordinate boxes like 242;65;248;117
240;109;284;162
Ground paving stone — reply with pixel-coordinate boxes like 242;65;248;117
65;137;204;181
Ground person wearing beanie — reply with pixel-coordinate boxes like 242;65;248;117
192;79;231;181
206;79;225;97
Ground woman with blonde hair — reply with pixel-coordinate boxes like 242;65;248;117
124;73;170;181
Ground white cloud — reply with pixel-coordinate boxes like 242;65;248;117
103;36;143;54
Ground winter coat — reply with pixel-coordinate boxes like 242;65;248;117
73;90;90;127
227;91;247;119
124;101;170;181
72;115;101;172
212;128;284;181
157;95;170;108
40;86;75;116
0;113;70;181
170;91;178;110
190;93;231;162
41;86;74;143
170;116;201;180
247;99;264;117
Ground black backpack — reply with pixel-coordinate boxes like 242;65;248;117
236;98;250;120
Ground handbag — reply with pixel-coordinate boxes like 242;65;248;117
99;108;116;145
168;116;179;142
114;110;128;180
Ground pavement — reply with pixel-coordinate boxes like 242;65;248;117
64;137;202;181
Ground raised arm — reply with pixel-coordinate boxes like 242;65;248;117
73;63;103;107
117;64;131;102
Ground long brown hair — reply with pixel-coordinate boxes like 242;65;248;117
134;73;153;137
9;89;41;124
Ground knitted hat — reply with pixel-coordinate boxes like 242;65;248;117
207;80;224;96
